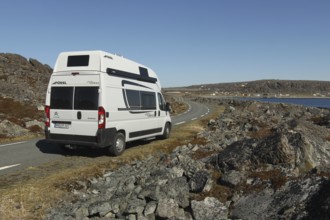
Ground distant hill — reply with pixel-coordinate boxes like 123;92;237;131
0;53;52;106
171;80;330;97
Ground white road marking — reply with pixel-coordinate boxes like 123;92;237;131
0;164;21;171
0;141;27;148
175;121;186;125
191;118;198;121
185;104;192;113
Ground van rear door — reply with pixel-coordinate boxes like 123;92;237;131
49;74;100;137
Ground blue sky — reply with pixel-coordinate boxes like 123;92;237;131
1;0;329;87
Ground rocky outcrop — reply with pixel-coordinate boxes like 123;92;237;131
46;145;223;220
0;53;52;106
230;176;330;220
203;99;330;219
0;119;30;137
46;99;330;219
202;99;330;173
0;53;51;139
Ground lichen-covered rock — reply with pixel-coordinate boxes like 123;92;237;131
231;176;329;220
0;119;29;137
189;170;209;192
220;170;244;187
191;197;228;220
156;198;185;219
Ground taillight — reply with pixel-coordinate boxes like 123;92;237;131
98;106;106;129
45;105;50;127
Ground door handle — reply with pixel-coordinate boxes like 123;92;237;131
77;111;82;120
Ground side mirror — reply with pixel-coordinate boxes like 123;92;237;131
166;102;171;112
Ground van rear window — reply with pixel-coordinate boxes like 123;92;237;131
51;87;73;109
50;87;98;110
67;55;89;67
74;87;98;110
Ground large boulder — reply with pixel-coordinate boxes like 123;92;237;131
191;197;228;220
0;119;29;137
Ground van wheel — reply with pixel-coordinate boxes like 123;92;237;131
109;132;126;156
159;122;171;139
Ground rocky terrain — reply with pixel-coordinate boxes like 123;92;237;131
0;53;52;140
0;53;52;105
2;52;330;219
46;99;330;220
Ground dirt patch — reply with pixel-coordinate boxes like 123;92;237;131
0;96;43;120
192;170;232;203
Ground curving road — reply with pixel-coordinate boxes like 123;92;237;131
0;100;211;175
172;100;210;126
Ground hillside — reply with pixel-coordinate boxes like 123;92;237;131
173;80;330;97
0;53;52;106
0;53;52;139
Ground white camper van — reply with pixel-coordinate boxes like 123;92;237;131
45;51;171;156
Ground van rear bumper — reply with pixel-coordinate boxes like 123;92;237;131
45;127;117;148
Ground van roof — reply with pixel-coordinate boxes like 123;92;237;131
53;51;158;82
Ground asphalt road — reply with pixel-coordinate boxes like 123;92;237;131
0;100;210;175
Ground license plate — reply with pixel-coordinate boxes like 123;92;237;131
54;123;69;129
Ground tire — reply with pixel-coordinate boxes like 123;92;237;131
109;132;126;156
159;122;171;140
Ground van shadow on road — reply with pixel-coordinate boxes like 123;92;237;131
35;139;153;158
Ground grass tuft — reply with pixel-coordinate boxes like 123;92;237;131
248;169;288;192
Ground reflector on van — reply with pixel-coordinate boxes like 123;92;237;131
98;107;106;129
45;105;50;127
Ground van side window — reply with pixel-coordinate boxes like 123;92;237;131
126;89;156;110
126;90;141;109
141;91;156;110
51;87;73;109
158;93;166;111
74;87;99;110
